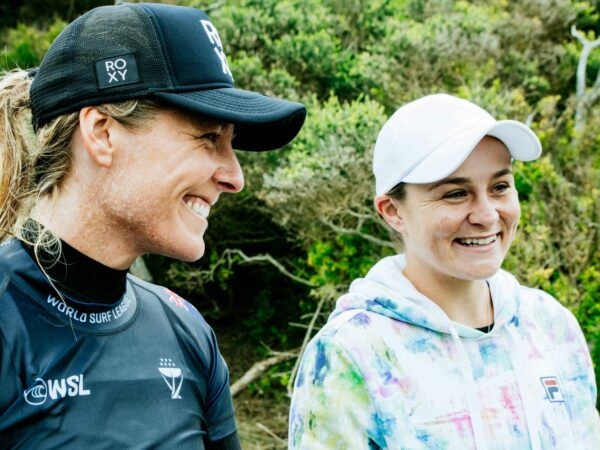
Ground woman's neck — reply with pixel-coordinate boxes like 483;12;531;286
21;220;129;304
404;267;494;328
31;184;138;270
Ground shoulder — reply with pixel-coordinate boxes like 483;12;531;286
321;308;390;340
128;275;202;316
126;275;219;353
493;270;576;324
0;239;45;302
516;284;575;321
305;307;406;368
514;284;587;345
0;239;24;272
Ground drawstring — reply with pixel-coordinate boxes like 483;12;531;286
449;327;489;450
506;325;542;450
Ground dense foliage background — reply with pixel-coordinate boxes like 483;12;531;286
2;0;599;444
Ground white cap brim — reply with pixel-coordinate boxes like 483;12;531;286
401;120;541;185
373;94;543;196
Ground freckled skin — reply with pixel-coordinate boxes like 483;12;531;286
399;138;520;290
98;111;244;264
39;108;244;269
375;137;520;326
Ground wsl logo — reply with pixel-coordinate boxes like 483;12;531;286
159;358;183;399
24;374;91;406
540;376;564;403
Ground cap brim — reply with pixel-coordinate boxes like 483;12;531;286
487;120;542;162
403;120;541;184
154;88;306;151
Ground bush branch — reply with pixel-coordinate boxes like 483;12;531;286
231;351;297;397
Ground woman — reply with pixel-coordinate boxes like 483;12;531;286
288;94;599;449
0;3;305;449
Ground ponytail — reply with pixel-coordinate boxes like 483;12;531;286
0;69;35;242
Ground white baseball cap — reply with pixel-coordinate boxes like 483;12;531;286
373;93;542;195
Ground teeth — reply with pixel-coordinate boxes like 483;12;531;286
185;200;210;219
459;235;496;246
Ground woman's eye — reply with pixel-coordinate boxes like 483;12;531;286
493;182;510;193
203;132;219;143
443;190;466;200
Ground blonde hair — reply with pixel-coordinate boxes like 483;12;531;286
0;68;163;254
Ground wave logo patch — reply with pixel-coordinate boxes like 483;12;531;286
158;358;183;399
24;378;47;405
540;376;564;403
24;374;91;406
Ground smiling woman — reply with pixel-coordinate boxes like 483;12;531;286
0;3;305;449
391;138;521;311
74;108;244;266
288;94;600;449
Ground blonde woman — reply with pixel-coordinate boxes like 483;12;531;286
0;3;305;449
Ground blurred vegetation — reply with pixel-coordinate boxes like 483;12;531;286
2;0;600;417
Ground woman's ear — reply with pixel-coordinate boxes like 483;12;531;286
78;106;115;168
374;195;405;233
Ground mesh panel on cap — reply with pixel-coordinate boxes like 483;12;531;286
31;4;173;128
29;3;307;151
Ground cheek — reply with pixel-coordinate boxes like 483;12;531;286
402;209;457;240
100;169;168;223
504;199;521;229
432;215;462;238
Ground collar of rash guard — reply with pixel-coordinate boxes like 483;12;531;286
21;221;129;304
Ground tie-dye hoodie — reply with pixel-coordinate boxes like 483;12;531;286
289;255;600;449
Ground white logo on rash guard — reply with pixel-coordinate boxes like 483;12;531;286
24;378;47;405
45;293;132;324
24;374;91;406
158;358;183;399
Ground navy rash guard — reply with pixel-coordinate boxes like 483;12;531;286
0;237;239;449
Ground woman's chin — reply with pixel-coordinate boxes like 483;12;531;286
161;226;207;262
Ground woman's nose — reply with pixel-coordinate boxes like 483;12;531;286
215;143;245;193
468;195;499;225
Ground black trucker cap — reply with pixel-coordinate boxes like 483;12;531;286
29;2;306;151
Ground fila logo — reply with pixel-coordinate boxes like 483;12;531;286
24;374;91;406
200;19;233;80
158;358;183;399
95;53;140;89
540;376;564;403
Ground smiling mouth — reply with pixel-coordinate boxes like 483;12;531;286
184;199;210;219
456;235;498;246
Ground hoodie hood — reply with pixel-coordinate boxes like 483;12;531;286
330;254;521;338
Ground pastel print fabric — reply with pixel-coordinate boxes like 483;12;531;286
288;255;600;449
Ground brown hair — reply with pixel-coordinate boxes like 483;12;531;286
386;182;407;201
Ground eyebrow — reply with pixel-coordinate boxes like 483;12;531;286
429;168;513;190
